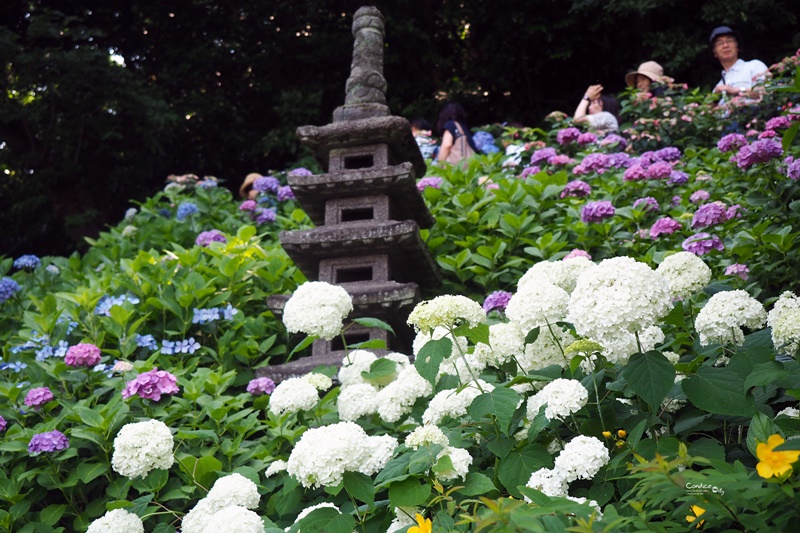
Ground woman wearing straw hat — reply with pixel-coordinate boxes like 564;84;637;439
625;61;666;97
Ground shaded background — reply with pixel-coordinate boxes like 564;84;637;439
2;0;799;257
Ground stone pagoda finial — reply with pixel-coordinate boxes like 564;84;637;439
333;6;390;122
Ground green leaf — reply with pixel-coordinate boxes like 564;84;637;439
360;358;398;387
343;471;375;507
456;472;497;496
180;455;223;489
524;326;541;345
291;507;356;533
415;337;452;385
288;335;316;358
38;505;66;527
77;462;108;484
744;361;787;389
453;323;490;345
388;477;431;507
498;443;553;498
467;387;521;435
352;317;395;334
682;366;754;417
621;351;675;412
408;445;444;475
432;454;454;475
746;411;781;457
237;225;257;240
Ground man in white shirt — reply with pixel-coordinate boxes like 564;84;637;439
710;26;768;101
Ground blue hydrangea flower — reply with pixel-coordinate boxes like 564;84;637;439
46;265;60;275
54;340;68;358
222;304;238;320
94;295;140;316
159;208;172;218
176;202;199;221
192;308;221;324
35;346;54;361
161;340;177;355
92;363;115;378
255;208;277;224
135;334;159;351
198;179;218;189
253;176;280;193
176;338;201;354
0;361;28;373
13;255;40;271
0;277;21;303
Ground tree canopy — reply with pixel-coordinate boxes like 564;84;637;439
2;0;798;256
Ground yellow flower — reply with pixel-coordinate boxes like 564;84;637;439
617;429;627;438
408;514;432;533
685;505;705;528
602;431;612;438
756;434;800;478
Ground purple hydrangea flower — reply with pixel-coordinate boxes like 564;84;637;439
573;153;610;175
65;343;102;367
482;290;513;313
650;217;682;238
195;230;227;247
581;200;615;223
726;204;744;219
561;180;592;198
14;255;40;271
725;263;750;280
689;190;710;204
556;127;581;145
531;148;557;165
247;377;276;395
520;165;541;178
577;132;597;146
277;185;295;201
0;277;21;304
672;195;682;207
176;202;199;221
654;147;682;162
682;233;724;255
691;202;729;229
758;130;777;139
239;200;257;211
135;334;158;350
765;116;791;131
24;387;54;408
563;249;592;260
289;167;313;176
255;208;277;224
547;154;574;166
253;176;280;193
608;152;631;168
623;165;648;182
668;170;689;185
717;133;748;153
734;139;783;169
28;430;69;455
599;134;627;149
633;197;659;212
646;161;673;180
0;415;6;432
417;177;443;190
122;368;180;401
785;156;800;181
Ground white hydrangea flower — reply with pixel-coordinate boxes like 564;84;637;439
383;352;411;368
305;372;332;391
405;425;450;449
436;446;473;482
286;422;398;488
407;294;485;334
204;506;265;533
376;366;433;423
338;350;378;387
182;498;217;533
283;281;353;340
438;350;488;381
473;322;525;367
338;383;379;421
506;281;570;333
568;256;672;340
767;291;800;356
526;379;589;420
777;406;800;418
87;509;144;533
553;435;609;483
422;380;494;425
663;351;681;365
268;377;320;416
121;225;137;237
294;502;339;523
525;468;569;498
124;207;138;221
517;325;576;372
206;473;260;510
265;459;287;478
111;419;174;479
695;290;767;346
591;325;665;365
518;257;596;294
565;496;603;518
660;374;687;414
655;252;711;300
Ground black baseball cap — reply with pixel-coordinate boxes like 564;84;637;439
709;26;737;45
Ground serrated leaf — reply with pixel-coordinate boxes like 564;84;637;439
456;472;497;496
291;507;356;533
744;361;786;389
388;477;431;507
467;387;521;435
621;351;675;412
415;338;452;385
497;443;553;498
682;366;754;417
343;471;375;507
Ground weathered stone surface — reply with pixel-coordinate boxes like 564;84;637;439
287;162;434;228
279;220;441;289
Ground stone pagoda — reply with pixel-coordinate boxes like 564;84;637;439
262;6;441;381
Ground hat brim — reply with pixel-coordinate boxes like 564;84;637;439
626;70;657;87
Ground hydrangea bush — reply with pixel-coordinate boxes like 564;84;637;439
0;55;800;532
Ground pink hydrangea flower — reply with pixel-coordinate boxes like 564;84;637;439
563;249;592;260
561;180;591;198
25;387;54;408
122;368;180;402
725;264;750;281
623;165;648;182
691;202;729;229
417;177;443;191
650;217;682;238
689;190;710;204
682;233;724;255
239;200;257;211
581;200;615;223
520;165;541;178
646;161;673;180
65;343;102;367
247;377;276;396
195;230;227;247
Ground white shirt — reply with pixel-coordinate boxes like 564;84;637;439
586;111;619;133
716;58;769;90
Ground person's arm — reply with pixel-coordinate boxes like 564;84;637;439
437;129;454;162
574;84;602;122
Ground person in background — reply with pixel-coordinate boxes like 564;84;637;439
573;84;620;134
625;61;666;98
436;102;480;166
410;117;437;160
239;173;261;199
710;25;768;101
